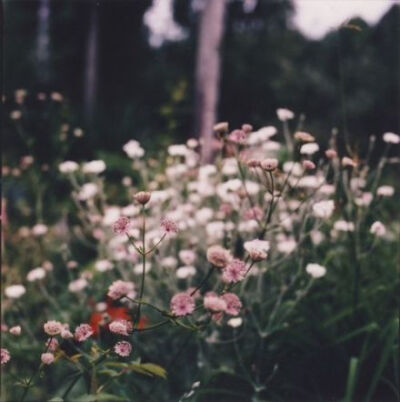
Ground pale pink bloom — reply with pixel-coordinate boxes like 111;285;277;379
277;108;294;121
112;216;131;234
46;338;59;352
5;284;26;299
1;348;10;365
377;185;394;197
41;353;54;365
370;221;386;237
312;200;335;219
246;159;261;168
179;250;196;265
383;132;400;144
109;320;132;336
325;149;337;159
242;124;253;133
107;280;135;300
295;131;315;142
203;292;227;312
228;129;247;144
306;263;326;278
260;158;278;171
302;160;316;170
61;328;74;339
170;292;195;316
300;143;319;155
43;320;63;336
9;326;21;336
221;293;242;316
244;239;269;261
1;324;8;332
222;259;247;283
161;218;179;234
114;341;132;357
206;245;232;268
342;157;357;167
243;207;263;221
74;324;93;342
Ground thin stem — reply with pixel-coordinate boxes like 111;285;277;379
190;266;214;296
135;208;146;329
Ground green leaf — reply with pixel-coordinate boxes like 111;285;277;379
344;357;358;402
48;398;64;402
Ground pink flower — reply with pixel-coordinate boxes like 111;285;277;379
260;158;278;171
170;292;195;317
41;353;54;365
61;328;74;339
243;207;263;221
325;149;337;159
1;348;10;365
107;280;135;300
161;218;179;234
242;124;253;133
43;320;63;336
112;216;131;234
222;259;247;283
46;338;59;352
302;160;316;170
244;239;269;261
221;293;242;316
9;326;21;336
134;191;151;205
228;129;247;144
203;292;227;312
74;324;93;342
206;245;232;268
114;341;132;357
109;320;132;336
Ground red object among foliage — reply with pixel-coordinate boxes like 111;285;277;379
89;297;148;335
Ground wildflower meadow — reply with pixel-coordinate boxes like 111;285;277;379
2;91;399;401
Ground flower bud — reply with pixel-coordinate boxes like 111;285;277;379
302;160;316;170
260;158;278;171
134;191;151;205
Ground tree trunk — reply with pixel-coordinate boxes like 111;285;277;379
84;1;99;128
194;0;226;163
36;0;51;85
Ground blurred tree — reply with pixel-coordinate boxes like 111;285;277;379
193;0;227;162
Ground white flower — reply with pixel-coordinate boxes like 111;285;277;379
313;200;334;219
123;140;144;158
95;260;114;272
306;263;326;278
377;185;394;197
221;158;238;176
277;238;297;254
370;221;386;237
227;317;243;328
168;144;188;156
27;267;46;282
78;183;98;200
82;160;106;174
59;161;79;173
277;108;294;121
5;285;26;299
247;126;277;145
283;161;303;176
333;220;355;232
176;266;197;279
300;143;319;155
179;250;196;265
68;278;88;293
32;224;48;236
383;132;400;144
162;256;178;268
